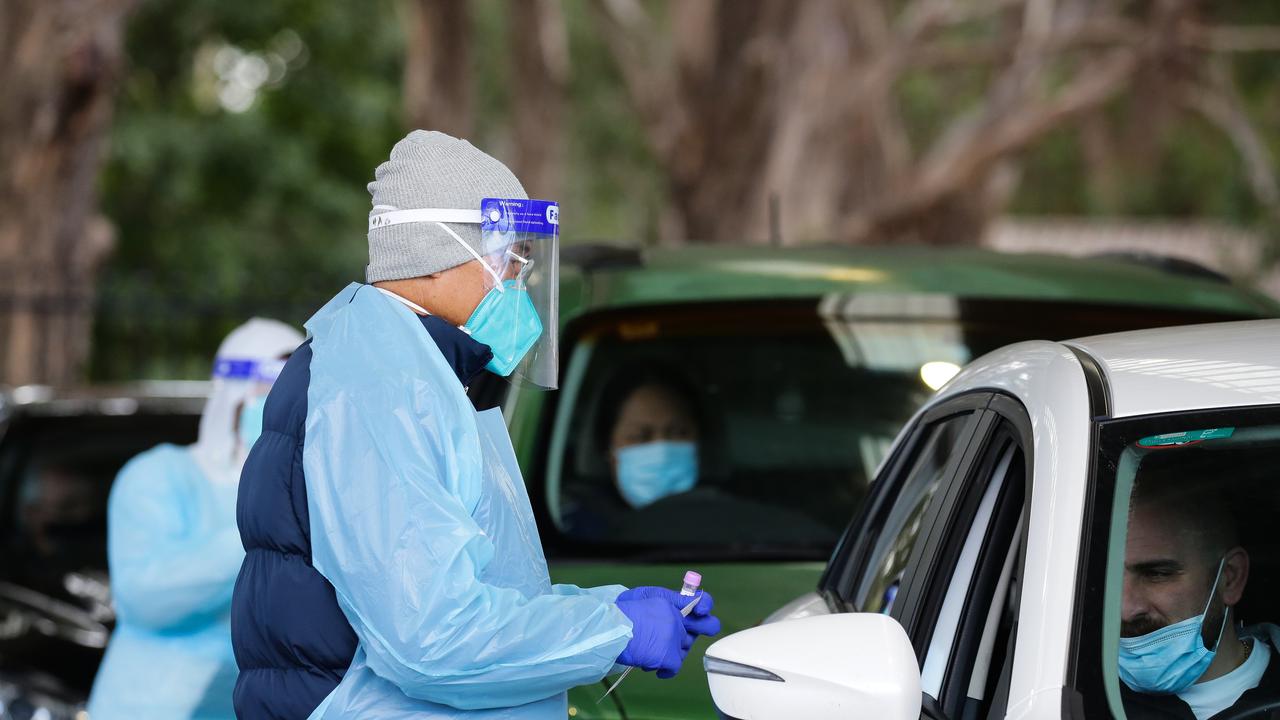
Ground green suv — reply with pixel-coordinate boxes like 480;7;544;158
470;244;1279;720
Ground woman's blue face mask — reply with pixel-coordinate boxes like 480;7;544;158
1118;557;1229;694
238;395;268;452
615;441;698;509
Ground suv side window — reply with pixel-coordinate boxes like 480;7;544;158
854;408;983;614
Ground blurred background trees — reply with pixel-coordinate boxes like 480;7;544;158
1;0;1278;384
1;0;137;385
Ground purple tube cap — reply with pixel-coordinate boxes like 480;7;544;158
683;570;702;588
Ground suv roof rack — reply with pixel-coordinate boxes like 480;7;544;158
561;243;644;272
1089;251;1233;285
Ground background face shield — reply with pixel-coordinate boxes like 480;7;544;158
479;198;560;389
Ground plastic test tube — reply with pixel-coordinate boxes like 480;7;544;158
679;571;702;608
599;570;703;702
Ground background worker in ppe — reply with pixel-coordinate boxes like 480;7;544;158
86;317;304;719
230;129;721;720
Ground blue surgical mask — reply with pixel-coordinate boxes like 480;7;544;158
615;441;698;509
464;280;543;377
238;395;268;452
1119;557;1228;694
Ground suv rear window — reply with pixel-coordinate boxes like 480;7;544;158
539;296;1255;560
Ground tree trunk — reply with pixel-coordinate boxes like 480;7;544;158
596;0;959;245
0;0;135;386
508;0;568;199
594;0;1259;247
402;0;473;138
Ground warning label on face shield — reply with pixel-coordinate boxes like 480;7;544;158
481;198;560;236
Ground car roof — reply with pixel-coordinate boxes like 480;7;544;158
1;381;209;419
565;245;1280;316
1067;319;1280;418
938;320;1280;421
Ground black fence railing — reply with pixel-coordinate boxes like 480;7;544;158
87;277;340;383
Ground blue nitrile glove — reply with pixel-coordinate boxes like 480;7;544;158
616;597;688;678
616;586;722;639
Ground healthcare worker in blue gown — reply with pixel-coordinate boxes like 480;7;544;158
86;318;305;719
230;130;721;719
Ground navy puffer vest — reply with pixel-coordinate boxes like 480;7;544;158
231;308;492;719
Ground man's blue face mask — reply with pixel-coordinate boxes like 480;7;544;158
464;279;543;377
1118;557;1229;694
615;441;698;509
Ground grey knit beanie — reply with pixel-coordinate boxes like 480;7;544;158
366;130;527;282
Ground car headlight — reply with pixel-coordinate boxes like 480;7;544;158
0;677;86;720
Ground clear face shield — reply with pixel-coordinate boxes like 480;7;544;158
468;198;559;390
211;356;288;451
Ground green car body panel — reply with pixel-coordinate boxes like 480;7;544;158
490;245;1280;719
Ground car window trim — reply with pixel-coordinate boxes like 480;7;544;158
938;436;1028;714
973;394;1035;718
1064;344;1112;420
891;409;998;647
920;442;1016;695
828;392;992;610
965;508;1025;704
891;393;1035;715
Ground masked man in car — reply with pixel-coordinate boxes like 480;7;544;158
1120;451;1280;720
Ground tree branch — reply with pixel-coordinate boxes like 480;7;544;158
846;49;1139;240
593;0;687;163
901;17;1142;68
844;0;914;180
1182;59;1280;216
896;0;1029;42
1183;25;1280;53
509;0;568;197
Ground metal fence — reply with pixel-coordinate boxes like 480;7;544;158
0;276;340;385
88;276;333;383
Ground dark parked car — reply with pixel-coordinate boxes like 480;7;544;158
0;383;205;719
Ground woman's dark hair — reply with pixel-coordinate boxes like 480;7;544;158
591;362;709;457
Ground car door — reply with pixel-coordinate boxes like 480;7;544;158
820;392;1032;720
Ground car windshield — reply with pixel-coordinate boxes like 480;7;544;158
1096;409;1280;718
542;296;1252;561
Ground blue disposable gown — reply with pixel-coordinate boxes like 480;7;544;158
303;284;633;718
86;445;242;719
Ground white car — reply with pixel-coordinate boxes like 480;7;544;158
705;320;1280;720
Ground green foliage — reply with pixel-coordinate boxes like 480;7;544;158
91;0;1280;380
94;0;406;380
560;0;665;245
92;0;665;380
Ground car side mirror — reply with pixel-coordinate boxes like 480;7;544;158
704;612;921;720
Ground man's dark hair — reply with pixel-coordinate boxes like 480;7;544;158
1131;447;1242;563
